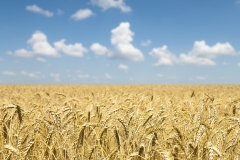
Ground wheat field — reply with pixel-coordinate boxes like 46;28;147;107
0;85;240;159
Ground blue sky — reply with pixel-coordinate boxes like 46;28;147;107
1;0;240;84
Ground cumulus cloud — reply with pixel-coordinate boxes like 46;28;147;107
90;0;131;12
78;74;90;78
109;22;144;61
15;31;59;58
36;57;46;62
149;45;177;66
15;49;33;58
179;41;235;66
150;41;237;66
21;71;41;78
179;54;216;66
118;63;129;72
71;9;94;21
28;31;59;57
50;73;60;82
26;4;54;17
188;41;234;58
105;73;112;79
2;71;16;76
54;39;88;57
141;40;152;46
14;31;88;58
90;43;108;55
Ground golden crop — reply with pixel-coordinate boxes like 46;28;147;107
0;85;240;159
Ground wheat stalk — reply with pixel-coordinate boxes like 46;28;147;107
77;125;86;147
4;144;20;155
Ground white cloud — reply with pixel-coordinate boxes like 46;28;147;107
36;57;46;62
90;43;108;55
71;9;94;21
189;41;235;58
236;0;240;4
28;31;59;57
90;0;131;12
57;9;64;15
179;54;216;66
141;40;152;46
26;4;54;17
105;73;112;79
78;74;90;78
179;41;235;66
109;22;144;61
238;63;240;67
2;71;16;76
15;49;33;58
14;31;89;58
54;39;88;57
149;45;177;66
15;31;59;58
0;57;4;61
21;71;41;78
118;63;129;72
150;40;237;66
50;73;60;82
